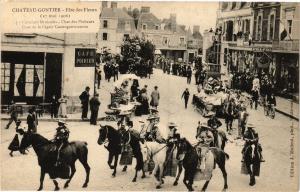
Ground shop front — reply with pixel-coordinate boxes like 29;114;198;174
1;33;97;107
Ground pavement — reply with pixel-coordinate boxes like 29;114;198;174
1;69;299;191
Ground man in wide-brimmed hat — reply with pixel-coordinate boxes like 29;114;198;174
242;123;265;162
143;114;161;142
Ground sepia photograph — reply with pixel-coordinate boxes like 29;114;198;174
0;1;299;191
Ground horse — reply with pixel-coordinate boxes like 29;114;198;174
243;144;261;186
176;138;229;191
119;129;146;182
97;125;127;177
19;132;90;191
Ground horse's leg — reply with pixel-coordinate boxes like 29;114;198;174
122;165;127;172
64;164;76;189
112;154;119;177
201;179;211;192
108;152;114;169
174;161;182;186
183;170;190;190
132;169;138;182
156;164;163;189
37;168;45;191
141;167;146;178
52;180;59;191
78;149;90;188
219;164;228;190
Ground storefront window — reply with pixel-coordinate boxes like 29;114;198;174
14;64;44;97
1;62;10;91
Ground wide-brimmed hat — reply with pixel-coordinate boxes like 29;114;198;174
147;114;159;120
118;111;131;116
247;123;255;128
168;122;177;128
57;119;67;125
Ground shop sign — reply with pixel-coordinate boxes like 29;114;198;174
252;47;272;52
75;48;96;67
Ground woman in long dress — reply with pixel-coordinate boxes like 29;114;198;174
8;120;26;156
58;95;68;118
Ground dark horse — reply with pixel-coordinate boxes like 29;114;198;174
97;125;127;177
176;138;229;191
120;129;146;182
243;144;261;186
19;132;90;191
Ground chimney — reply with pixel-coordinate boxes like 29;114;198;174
141;6;150;13
102;1;108;8
111;1;117;9
193;25;200;34
170;13;177;32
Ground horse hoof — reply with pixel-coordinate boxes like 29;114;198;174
63;183;69;189
54;187;60;191
132;178;136;182
149;171;152;175
141;175;146;179
82;183;88;188
109;165;114;169
173;181;178;186
37;187;42;191
112;173;116;177
161;179;164;184
122;168;127;172
156;185;161;189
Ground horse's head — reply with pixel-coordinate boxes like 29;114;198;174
19;131;33;151
176;138;189;161
98;125;108;145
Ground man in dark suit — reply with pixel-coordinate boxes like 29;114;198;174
27;107;37;133
79;86;90;120
89;93;101;125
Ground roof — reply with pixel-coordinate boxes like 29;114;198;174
101;8;133;20
139;13;161;24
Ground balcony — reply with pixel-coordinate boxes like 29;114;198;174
272;40;299;52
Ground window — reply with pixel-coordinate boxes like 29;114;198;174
125;21;130;31
1;62;10;91
180;37;185;45
163;37;168;45
256;15;262;41
268;14;275;40
103;20;108;28
155;25;159;30
287;20;292;34
142;24;147;30
124;34;129;40
103;33;108;41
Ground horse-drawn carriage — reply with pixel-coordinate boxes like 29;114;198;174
192;92;226;117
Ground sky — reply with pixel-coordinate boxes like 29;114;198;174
114;1;219;33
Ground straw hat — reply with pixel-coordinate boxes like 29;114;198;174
147;114;159;120
57;119;67;125
167;122;177;128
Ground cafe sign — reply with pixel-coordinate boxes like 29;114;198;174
75;48;96;67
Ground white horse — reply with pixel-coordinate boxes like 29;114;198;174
142;142;168;189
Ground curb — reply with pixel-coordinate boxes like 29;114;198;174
275;109;299;121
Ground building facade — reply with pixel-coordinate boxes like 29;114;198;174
216;2;299;96
1;33;97;106
98;3;203;64
98;1;136;54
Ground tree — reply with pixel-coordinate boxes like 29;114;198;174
120;36;155;74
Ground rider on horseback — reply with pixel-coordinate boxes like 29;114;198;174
196;121;214;147
207;113;222;147
241;123;265;162
144;114;164;142
54;120;69;166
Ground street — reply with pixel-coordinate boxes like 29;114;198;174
1;69;298;191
